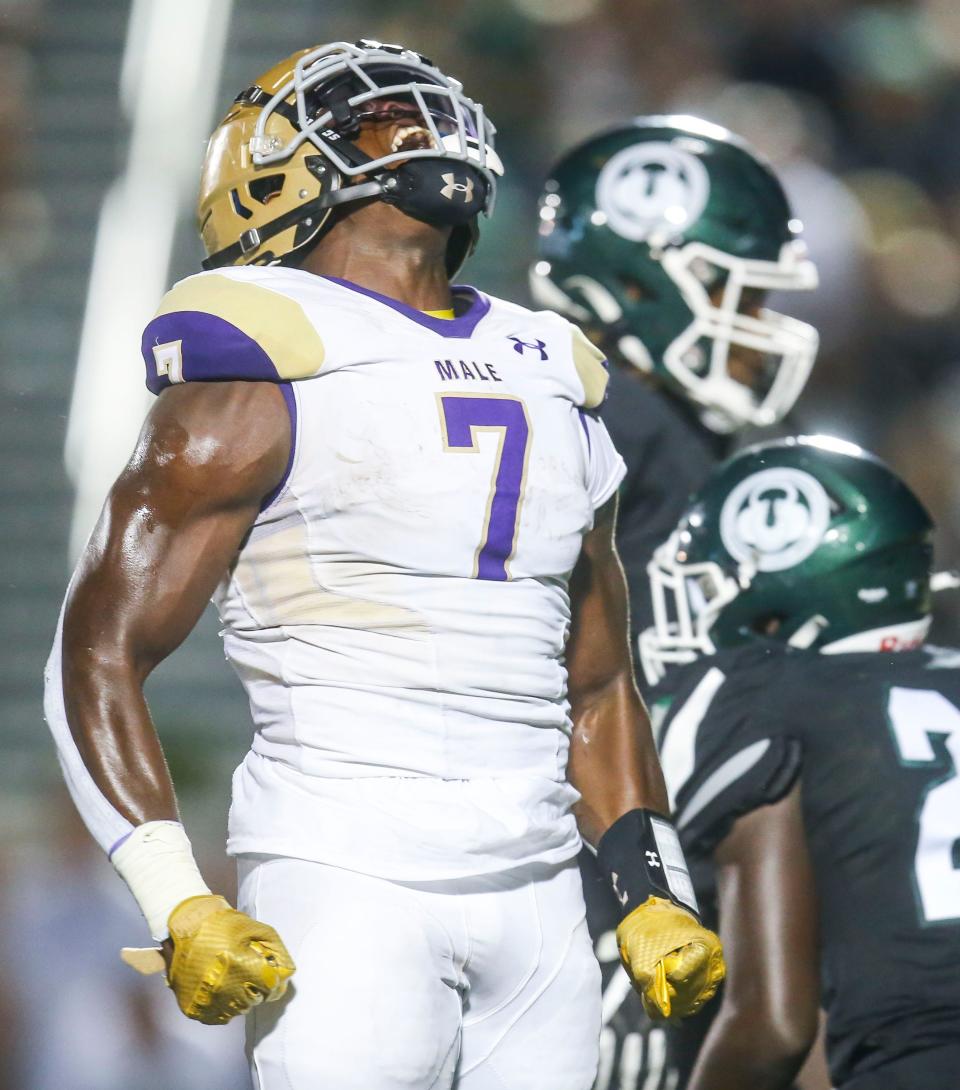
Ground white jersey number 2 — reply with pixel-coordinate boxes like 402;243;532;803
888;686;960;923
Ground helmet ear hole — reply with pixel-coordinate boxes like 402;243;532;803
750;612;784;637
229;188;254;219
248;175;286;205
615;274;654;304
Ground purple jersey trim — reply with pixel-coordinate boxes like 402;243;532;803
578;409;592;454
142;310;281;393
108;830;133;858
260;382;298;512
322;276;491;338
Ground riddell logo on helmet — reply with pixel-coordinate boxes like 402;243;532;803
440;173;475;202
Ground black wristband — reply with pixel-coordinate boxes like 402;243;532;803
596;808;700;918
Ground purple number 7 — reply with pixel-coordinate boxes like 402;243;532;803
438;394;531;581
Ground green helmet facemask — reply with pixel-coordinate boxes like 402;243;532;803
531;116;819;434
639;435;935;684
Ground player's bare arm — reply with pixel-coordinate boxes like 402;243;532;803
566;493;725;1021
62;381;288;823
566;493;668;843
687;782;819;1090
51;40;734;1086
54;380;295;1022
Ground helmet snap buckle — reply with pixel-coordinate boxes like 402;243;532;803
249;134;283;156
239;228;261;254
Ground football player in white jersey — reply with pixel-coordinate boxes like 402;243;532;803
44;40;723;1090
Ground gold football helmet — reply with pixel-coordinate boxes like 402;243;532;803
198;39;503;276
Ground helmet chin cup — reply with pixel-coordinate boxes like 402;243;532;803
381;160;489;227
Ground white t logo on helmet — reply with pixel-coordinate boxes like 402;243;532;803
595;142;710;242
720;468;831;572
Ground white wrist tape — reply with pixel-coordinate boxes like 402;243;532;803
110;821;212;941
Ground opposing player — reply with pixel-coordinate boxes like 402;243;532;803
530;119;819;1089
530;117;819;642
43;41;723;1090
642;435;960;1089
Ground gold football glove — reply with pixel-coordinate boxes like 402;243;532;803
616;895;725;1021
121;894;296;1025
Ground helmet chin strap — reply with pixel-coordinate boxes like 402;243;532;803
317;126;489;226
201;179;384;270
203;125;488;270
379;158;488;227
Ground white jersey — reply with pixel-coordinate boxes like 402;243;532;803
140;266;625;878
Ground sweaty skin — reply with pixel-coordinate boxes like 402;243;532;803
60;111;460;837
62;396;669;864
60;136;673;951
62;381;290;829
566;494;670;844
61;382;290;966
297;112;455;309
686;782;820;1090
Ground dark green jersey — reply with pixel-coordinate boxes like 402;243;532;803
652;643;960;1086
600;365;728;646
584;365;728;1090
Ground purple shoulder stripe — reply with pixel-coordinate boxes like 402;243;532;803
260;382;298;512
141;310;280;394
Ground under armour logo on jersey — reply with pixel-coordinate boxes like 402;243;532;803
645;850;661;869
508;336;549;360
440;173;475;202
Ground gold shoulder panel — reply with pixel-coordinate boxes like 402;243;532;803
570;325;609;410
156;274;325;380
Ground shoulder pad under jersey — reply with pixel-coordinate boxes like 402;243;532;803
568;323;609;411
141;271;326;394
655;645;802;857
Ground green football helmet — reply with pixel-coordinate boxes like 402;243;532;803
639;435;934;684
530;117;819;434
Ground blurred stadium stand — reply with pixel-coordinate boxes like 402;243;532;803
3;0;960;1085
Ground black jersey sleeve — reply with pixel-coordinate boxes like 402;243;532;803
654;646;803;860
599;367;728;642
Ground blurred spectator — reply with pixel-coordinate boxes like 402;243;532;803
0;792;250;1090
884;367;960;643
0;0;50;291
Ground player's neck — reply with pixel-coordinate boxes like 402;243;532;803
298;202;454;311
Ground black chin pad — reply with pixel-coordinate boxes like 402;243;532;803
383;159;487;227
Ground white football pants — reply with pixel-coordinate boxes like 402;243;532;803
237;854;601;1090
